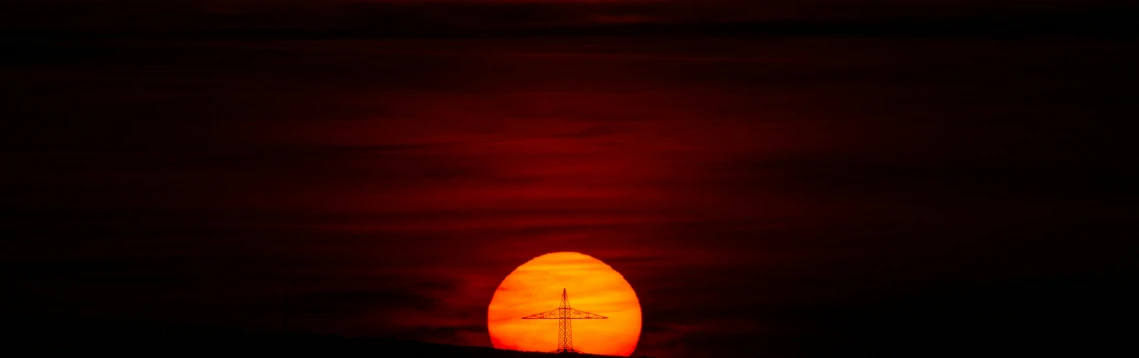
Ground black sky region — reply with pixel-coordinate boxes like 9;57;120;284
2;1;1137;357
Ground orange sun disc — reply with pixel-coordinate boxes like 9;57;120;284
487;252;642;356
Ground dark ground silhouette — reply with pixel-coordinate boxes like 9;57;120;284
8;318;640;357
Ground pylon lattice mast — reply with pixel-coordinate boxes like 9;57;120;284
521;288;608;353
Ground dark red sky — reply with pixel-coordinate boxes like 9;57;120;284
3;0;1136;34
2;1;1137;357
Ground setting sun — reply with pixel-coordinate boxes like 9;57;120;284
487;252;642;356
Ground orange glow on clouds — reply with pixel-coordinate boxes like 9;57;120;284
487;252;642;356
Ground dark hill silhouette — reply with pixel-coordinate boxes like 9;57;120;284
8;318;641;358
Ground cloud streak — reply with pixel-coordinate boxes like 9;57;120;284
2;32;1136;358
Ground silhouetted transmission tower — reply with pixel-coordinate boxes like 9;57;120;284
522;288;608;353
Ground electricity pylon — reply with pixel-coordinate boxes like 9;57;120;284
522;288;608;353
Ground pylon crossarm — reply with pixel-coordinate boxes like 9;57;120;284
521;308;607;320
566;308;607;319
521;308;563;319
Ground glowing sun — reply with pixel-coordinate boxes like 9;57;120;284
487;252;642;356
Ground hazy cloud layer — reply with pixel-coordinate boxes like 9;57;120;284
3;36;1136;357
